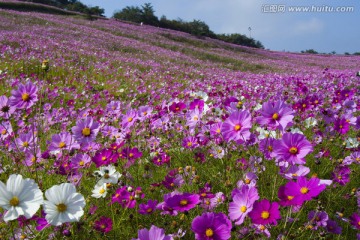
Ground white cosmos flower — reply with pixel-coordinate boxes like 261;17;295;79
91;183;108;198
43;183;85;226
94;165;121;185
0;174;43;222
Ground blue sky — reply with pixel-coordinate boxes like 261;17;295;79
81;0;360;54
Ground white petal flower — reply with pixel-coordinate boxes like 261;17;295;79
43;183;85;226
0;174;43;222
91;183;108;199
94;165;121;185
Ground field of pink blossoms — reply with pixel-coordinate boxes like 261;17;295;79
0;8;360;239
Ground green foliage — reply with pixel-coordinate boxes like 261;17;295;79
113;3;159;25
301;49;319;54
217;33;264;49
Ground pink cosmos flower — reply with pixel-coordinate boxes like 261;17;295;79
0;95;15;118
94;216;113;233
71;117;100;143
256;100;294;130
191;212;232;240
221;110;252;144
9;82;38;109
283;177;326;205
48;132;80;152
273;133;313;165
229;185;259;225
333;117;350;135
164;192;200;212
248;199;281;225
133;225;173;240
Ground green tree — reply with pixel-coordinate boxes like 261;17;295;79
141;3;158;25
113;6;143;23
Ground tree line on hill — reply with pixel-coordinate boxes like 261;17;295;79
301;49;360;56
113;3;264;49
18;0;105;16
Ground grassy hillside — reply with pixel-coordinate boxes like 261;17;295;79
0;7;360;240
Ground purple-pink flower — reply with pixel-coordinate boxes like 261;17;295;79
165;192;200;212
248;199;281;225
93;216;113;233
72;117;100;143
221;110;252;144
132;225;173;240
191;212;232;240
256;100;294;130
9;81;38;109
273;133;313;165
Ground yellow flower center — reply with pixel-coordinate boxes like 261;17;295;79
104;173;110;179
99;188;105;194
205;228;214;237
272;113;279;120
300;187;309;194
240;205;247;213
180;199;188;206
302;104;306;108
216;128;221;133
21;93;30;101
31;157;36;163
358;221;360;226
187;142;192;147
129;153;134;158
261;211;270;219
287;195;294;200
289;147;298;154
82;127;91;136
234;124;241;131
101;156;107;161
57;203;67;212
1;129;6;135
193;116;198;121
58;142;66;148
79;160;84;166
356;157;360;162
146;208;153;213
9;196;20;206
22;141;29;147
268;146;273;152
259;225;266;231
127;117;133;122
245;179;251;184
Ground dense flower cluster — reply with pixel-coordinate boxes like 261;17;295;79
0;7;359;239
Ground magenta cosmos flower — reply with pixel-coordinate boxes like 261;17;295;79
165;192;200;212
191;212;232;240
9;82;38;109
132;225;173;240
248;199;281;225
256;100;294;130
349;213;360;230
94;216;113;233
221;110;252;144
72;117;100;143
283;177;326;205
92;148;118;167
333;117;350;135
272;133;313;165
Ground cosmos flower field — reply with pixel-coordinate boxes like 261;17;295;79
0;8;360;240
